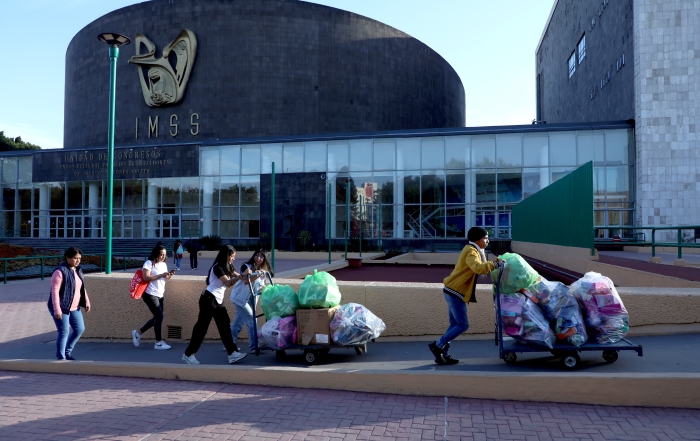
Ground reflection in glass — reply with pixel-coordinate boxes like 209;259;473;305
403;205;421;238
349;139;372;171
240;178;260;206
577;131;604;166
18;157;32;183
200;147;220;176
241;145;261;175
373;174;394;204
550;132;577;166
403;173;420;204
181;177;199;207
496;134;522;167
445;205;465;238
220;207;239;237
446;171;465;204
421;138;444;170
472;137;495;167
2;158;17;183
523;135;548;167
261;144;282;174
18;186;31;210
421;172;445;204
335;206;348;239
445;136;469;169
605;129;629;165
353;174;373;206
67;182;83;209
522;168;545;199
396;138;420;170
373;141;395;171
606;166;630;203
220;146;240;175
328;142;348;172
497;169;522;203
304;141;326;172
240;207;260;237
551;167;575;183
283;143;304;173
594;166;605;204
475;170;496;203
161;178;180;210
48;182;65;209
123;180;144;208
422;204;443;238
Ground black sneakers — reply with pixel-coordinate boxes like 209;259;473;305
442;342;459;365
428;341;446;365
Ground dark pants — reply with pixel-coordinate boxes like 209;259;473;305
140;294;164;341
189;253;198;269
185;291;238;356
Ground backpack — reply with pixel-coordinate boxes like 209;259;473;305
129;268;149;300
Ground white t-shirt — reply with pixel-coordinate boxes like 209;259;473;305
143;260;168;298
206;264;230;304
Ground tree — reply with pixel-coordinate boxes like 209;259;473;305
0;131;42;151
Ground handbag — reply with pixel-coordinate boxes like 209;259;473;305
230;280;252;308
129;269;149;300
176;245;183;259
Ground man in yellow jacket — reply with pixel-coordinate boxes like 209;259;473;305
429;226;501;365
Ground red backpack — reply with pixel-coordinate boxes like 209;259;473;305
129;268;149;300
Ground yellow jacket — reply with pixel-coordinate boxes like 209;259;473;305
443;244;495;303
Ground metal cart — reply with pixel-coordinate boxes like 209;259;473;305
245;273;372;365
493;263;643;370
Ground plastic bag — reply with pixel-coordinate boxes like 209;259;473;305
330;303;386;345
260;284;299;320
570;272;628;344
499;293;556;349
259;316;297;349
297;269;342;309
521;279;588;346
491;253;539;294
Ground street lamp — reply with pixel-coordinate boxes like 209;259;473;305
97;33;130;274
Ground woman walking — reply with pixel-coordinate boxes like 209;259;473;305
47;247;91;360
230;249;274;353
173;239;183;270
182;245;249;365
132;244;176;350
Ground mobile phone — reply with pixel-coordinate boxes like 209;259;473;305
171;268;179;273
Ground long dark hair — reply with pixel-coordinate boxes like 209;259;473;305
206;245;236;284
242;249;274;277
64;247;82;259
147;245;166;263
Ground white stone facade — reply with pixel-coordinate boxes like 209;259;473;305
634;0;700;240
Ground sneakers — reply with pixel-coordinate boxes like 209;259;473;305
441;342;459;364
182;353;200;365
65;353;76;361
227;351;248;364
132;330;141;347
428;341;446;365
154;341;172;350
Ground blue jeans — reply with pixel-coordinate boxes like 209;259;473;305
436;292;469;355
174;256;181;269
230;296;257;351
51;309;85;360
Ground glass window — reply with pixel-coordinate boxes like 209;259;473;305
403;173;420;204
445;136;469;169
373;140;395;171
328;142;348;172
304;141;326;172
373;173;394;204
577;131;605;165
496;134;522;167
523;135;548;167
220;145;240;175
219;176;239;206
241;145;261;175
181;177;199;207
18;157;32;183
475;170;496;203
123;180;143;209
1;185;15;211
283;143;304;173
550;132;577;166
568;51;576;78
49;182;65;209
18;186;31;210
523;168;547;198
446;171;465;204
353;174;373;204
605;129;630;165
421;138;444;170
606;166;630;203
403;205;421;238
220;207;239;237
444;205;466;238
551;167;575;183
261;144;282;174
240;207;260;238
349;139;372;171
421;171;445;204
594;166;606;203
578;35;586;63
240;177;260;206
201;176;217;207
200;147;220;176
497;169;522;203
1;158;17;184
472;137;495;167
161;178;180;209
396;138;420;170
67;182;83;209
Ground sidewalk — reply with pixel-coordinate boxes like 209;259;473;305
598;251;700;282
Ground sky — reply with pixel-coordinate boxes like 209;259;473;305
0;0;554;149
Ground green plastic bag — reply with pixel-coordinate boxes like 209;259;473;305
260;284;299;320
298;269;342;308
490;252;539;294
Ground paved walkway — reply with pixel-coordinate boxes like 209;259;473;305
597;252;700;283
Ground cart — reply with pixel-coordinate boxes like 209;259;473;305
493;263;643;370
245;272;373;365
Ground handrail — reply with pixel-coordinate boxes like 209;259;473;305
591;225;700;259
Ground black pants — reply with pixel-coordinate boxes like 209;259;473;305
189;253;198;269
140;294;164;341
185;291;238;356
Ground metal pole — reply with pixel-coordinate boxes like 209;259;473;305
327;183;331;264
271;162;275;270
378;202;382;252
105;46;119;274
345;179;350;260
652;229;656;257
678;228;682;259
359;195;363;257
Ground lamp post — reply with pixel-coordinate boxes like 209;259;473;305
97;33;130;274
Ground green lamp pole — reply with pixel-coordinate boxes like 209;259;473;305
98;33;130;274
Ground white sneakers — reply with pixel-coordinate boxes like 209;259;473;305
131;330;141;347
228;351;248;364
182;353;200;365
154;341;172;350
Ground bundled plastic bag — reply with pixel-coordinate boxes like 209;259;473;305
491;253;539;294
330;303;386;345
499;293;556;349
259;316;297;349
521;279;588;346
298;270;342;309
260;284;299;320
570;272;629;344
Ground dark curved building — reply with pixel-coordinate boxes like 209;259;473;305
64;0;465;149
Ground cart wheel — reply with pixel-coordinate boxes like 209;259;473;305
275;350;286;361
602;350;618;363
363;343;368;353
503;352;517;365
304;349;318;365
354;346;362;355
560;353;581;370
319;348;331;354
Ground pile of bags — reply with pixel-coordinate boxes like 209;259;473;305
330;303;386;346
492;252;629;348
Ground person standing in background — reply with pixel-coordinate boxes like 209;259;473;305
173;239;183;270
184;239;201;270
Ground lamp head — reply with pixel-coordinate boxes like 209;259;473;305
97;33;131;47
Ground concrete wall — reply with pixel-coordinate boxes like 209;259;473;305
82;272;700;342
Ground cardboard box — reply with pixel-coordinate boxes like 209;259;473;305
296;306;339;345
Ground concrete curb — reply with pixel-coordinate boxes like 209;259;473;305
1;358;698;409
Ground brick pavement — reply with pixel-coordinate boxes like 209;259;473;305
1;371;699;441
0;279;55;351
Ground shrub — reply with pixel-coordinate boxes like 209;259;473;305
199;235;222;250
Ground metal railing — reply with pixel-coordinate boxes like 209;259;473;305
591;225;700;259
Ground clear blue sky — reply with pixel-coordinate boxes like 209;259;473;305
0;0;553;149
